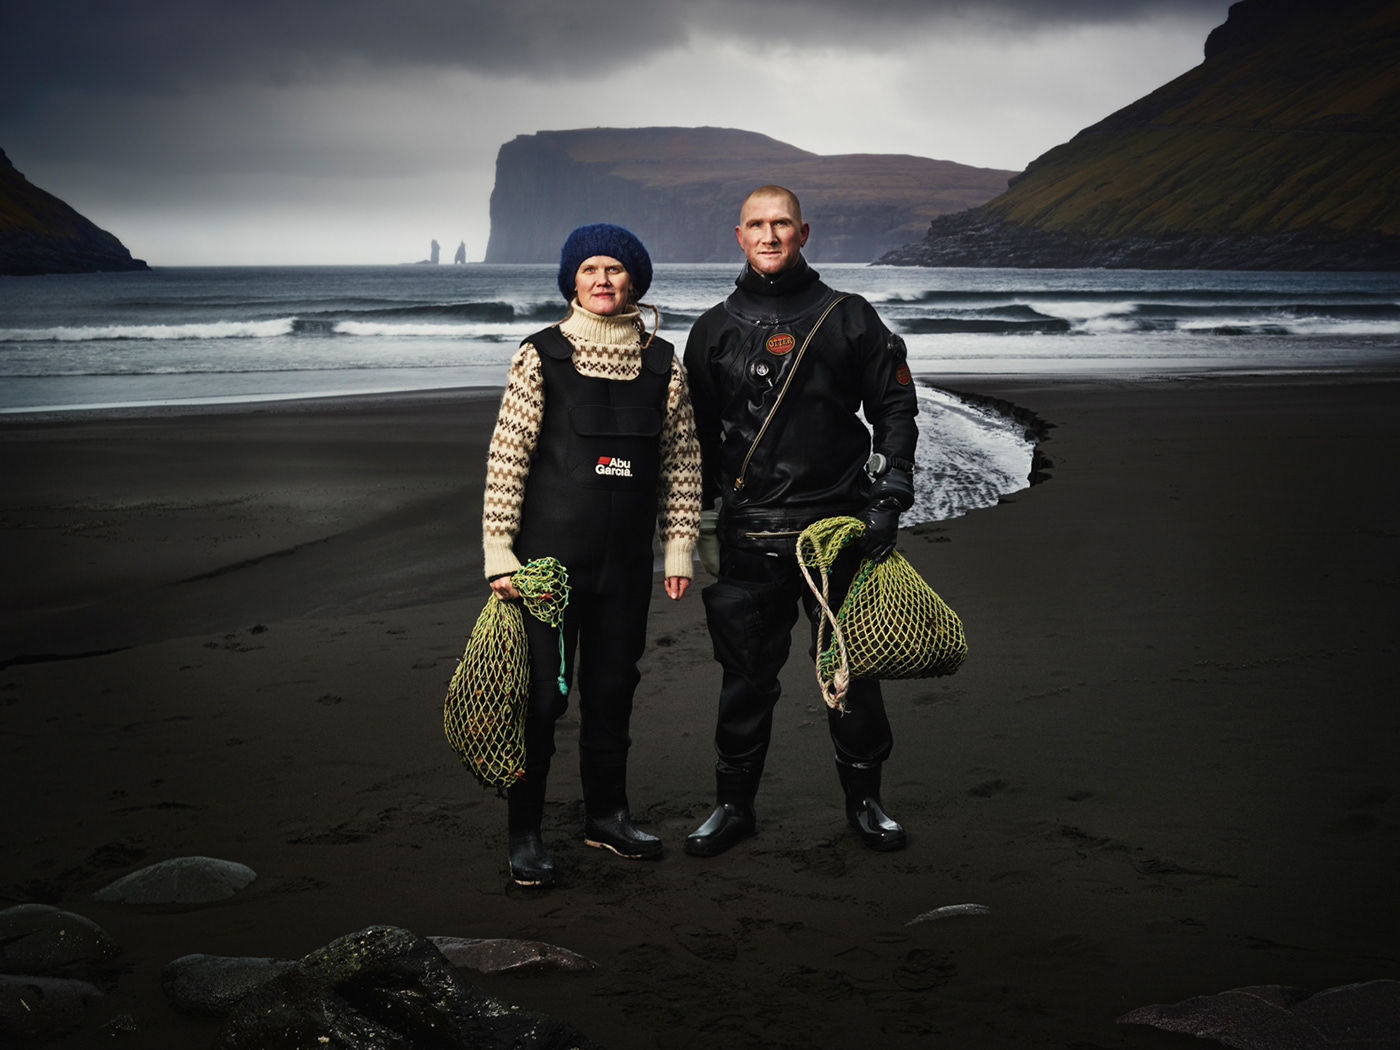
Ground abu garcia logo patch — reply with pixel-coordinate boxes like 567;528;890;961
596;456;633;477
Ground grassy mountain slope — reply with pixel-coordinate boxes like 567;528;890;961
997;0;1399;237
0;148;147;276
884;0;1400;269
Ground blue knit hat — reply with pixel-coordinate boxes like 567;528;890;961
557;223;652;303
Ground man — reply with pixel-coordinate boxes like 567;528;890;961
682;185;919;857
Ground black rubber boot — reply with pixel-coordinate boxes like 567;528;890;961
685;763;760;858
580;751;662;859
836;758;907;851
507;776;556;886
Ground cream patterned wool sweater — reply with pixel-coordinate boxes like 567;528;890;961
482;302;702;581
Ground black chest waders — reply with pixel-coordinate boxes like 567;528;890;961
513;325;673;790
445;326;673;796
512;325;675;863
515;325;672;591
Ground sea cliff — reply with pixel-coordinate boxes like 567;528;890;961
484;127;1015;264
0;148;148;276
882;0;1400;270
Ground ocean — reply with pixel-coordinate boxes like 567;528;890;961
3;263;1397;521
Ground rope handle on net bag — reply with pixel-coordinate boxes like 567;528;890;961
507;557;572;695
796;517;870;712
734;295;849;492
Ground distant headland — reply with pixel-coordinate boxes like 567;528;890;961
483;127;1016;265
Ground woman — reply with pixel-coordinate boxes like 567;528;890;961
481;223;702;886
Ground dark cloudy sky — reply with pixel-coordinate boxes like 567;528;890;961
2;0;1233;264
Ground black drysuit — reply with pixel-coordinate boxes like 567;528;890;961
682;259;919;771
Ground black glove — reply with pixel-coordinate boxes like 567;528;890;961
856;464;914;562
856;498;903;561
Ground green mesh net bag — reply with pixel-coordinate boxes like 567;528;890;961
443;557;570;793
797;517;967;711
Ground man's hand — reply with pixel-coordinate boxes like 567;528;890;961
856;499;903;562
698;508;721;575
856;465;914;562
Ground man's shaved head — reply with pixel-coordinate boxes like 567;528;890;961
740;185;803;226
736;185;809;275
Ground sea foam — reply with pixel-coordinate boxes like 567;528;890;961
910;386;1037;523
0;319;297;341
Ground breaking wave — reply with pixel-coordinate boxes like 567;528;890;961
884;289;1400;338
0;319;298;342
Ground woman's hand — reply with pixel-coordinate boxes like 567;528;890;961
489;575;521;600
664;576;691;601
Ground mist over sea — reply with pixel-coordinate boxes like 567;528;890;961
3;263;1397;521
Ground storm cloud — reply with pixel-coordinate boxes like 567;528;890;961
2;0;1233;264
8;0;1230;99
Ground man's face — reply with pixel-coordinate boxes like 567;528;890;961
736;195;809;275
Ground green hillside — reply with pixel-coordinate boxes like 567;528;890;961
1;148;147;275
992;0;1400;238
885;0;1400;269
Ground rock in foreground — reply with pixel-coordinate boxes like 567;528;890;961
428;936;596;975
216;925;602;1050
0;904;120;977
162;954;296;1017
1117;980;1400;1049
93;856;256;905
0;974;102;1043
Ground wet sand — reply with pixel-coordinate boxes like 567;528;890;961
3;373;1398;1048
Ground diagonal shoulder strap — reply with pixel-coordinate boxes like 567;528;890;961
733;295;849;492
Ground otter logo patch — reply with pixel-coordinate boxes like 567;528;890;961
765;332;795;356
895;364;912;386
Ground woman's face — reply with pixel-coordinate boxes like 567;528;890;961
574;255;632;315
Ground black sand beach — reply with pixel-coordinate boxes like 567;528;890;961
3;373;1399;1048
